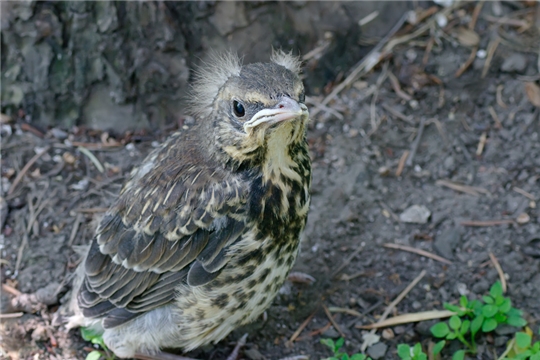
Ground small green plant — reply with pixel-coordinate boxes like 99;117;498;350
396;343;428;360
430;281;527;357
320;337;371;360
81;327;116;360
501;329;540;360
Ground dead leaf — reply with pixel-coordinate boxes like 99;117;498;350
455;27;480;47
524;82;540;107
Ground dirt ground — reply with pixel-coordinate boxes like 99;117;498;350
1;3;539;360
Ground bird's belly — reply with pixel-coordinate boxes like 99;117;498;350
171;234;300;350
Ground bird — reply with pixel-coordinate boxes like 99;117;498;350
68;50;311;359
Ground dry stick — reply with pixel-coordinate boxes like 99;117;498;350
332;243;365;278
489;252;507;293
226;333;248;360
497;337;516;360
68;213;84;247
383;243;452;265
7;146;51;196
382;104;416;126
482;37;501;78
311;11;410;117
476;131;487;156
357;310;455;329
328;307;365;318
455;46;478;78
323;305;346;338
361;270;426;351
0;312;24;319
488;106;503;129
513;187;536;200
496;85;508;108
436;179;489;196
378;201;400;222
395;150;410;177
289;307;318;343
2;283;22;296
469;0;485;30
405;117;427;167
15;189;53;274
388;71;412;101
461;219;514;227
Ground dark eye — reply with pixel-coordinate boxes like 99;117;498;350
233;100;245;117
299;92;305;103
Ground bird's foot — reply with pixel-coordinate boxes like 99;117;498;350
225;333;248;360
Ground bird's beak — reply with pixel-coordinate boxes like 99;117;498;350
244;97;308;131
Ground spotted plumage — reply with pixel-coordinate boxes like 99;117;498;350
69;51;311;358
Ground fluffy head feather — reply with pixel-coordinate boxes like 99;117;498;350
270;49;302;75
188;50;303;119
188;52;243;118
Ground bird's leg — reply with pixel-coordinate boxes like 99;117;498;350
134;352;198;360
225;333;248;360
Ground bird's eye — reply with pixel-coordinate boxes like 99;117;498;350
233;100;245;117
299;92;305;104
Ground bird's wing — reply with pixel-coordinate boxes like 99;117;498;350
78;146;249;328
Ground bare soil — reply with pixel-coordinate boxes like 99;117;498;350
1;3;539;360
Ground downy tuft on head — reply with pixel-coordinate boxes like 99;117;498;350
188;52;243;118
270;49;302;76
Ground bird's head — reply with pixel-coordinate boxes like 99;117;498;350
189;50;309;166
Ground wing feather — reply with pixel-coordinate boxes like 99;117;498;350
79;143;248;328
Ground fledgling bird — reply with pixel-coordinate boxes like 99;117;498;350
68;51;311;359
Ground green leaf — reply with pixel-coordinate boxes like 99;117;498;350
431;322;450;338
507;316;527;328
482;304;498;318
412;343;423;355
482;295;494;304
417;354;427;360
341;355;349;360
490;281;503;298
444;303;461;312
81;327;102;342
85;351;102;360
449;315;462;330
459;296;468;308
452;350;465;360
471;315;484;336
460;320;470;335
446;332;457;340
336;338;345;350
531;353;540;360
515;332;532;349
507;307;523;317
350;355;366;360
432;340;445;355
397;344;411;359
482;318;498;332
321;338;335;350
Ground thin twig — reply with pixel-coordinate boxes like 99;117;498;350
496;85;508;108
482;37;500;78
0;312;24;319
289;307;318;343
2;283;22;296
323;305;346;338
357;310;455;329
513;187;535;200
436;179;489;196
469;0;485;30
476;131;487;156
395;151;410;177
455;46;478;78
489;252;507;293
406;117;427;167
488;106;503;129
378;201;400;222
311;12;409;117
226;333;248;360
7;146;51;196
461;219;514;227
78;146;105;173
68;213;84;247
383;243;452;265
328;307;365;318
382;104;416;126
497;337;516;360
332;243;365;277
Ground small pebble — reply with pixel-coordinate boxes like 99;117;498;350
367;342;388;360
501;53;527;73
400;205;431;224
